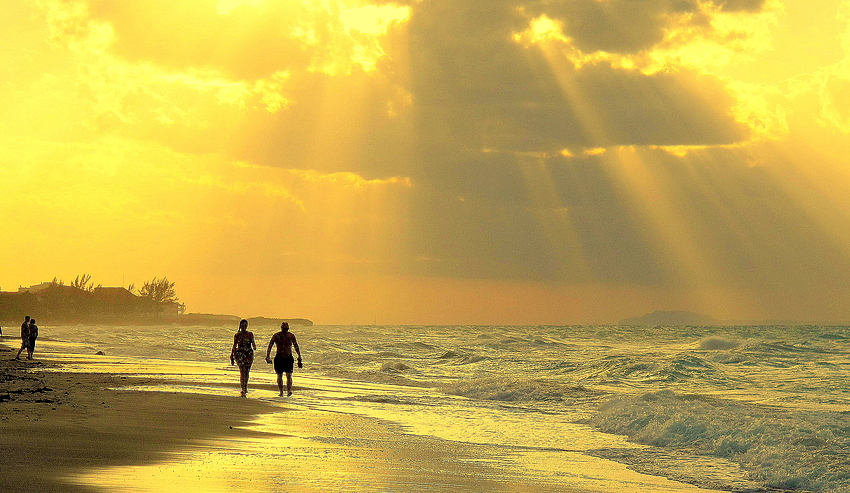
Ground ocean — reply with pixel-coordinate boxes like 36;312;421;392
26;323;850;492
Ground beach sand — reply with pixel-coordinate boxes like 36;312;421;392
0;344;277;492
0;342;734;493
0;343;584;492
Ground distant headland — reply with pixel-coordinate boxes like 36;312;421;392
0;279;312;327
617;310;719;326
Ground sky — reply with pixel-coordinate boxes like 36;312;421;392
1;0;850;325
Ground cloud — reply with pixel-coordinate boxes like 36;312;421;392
7;0;850;323
522;0;692;55
407;0;752;165
509;0;783;141
518;0;776;66
18;0;415;177
814;2;850;132
0;131;413;278
22;0;760;173
819;65;850;132
84;0;409;78
399;144;850;296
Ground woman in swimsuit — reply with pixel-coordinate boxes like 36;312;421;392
230;319;256;397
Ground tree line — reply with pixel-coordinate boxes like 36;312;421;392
54;274;179;304
0;275;183;323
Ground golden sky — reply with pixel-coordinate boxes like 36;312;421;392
2;0;850;324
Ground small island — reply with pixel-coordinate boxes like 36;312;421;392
618;310;718;326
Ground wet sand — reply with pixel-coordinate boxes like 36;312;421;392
0;347;575;492
0;343;585;492
0;342;735;493
0;344;276;492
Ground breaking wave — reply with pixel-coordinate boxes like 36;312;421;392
590;390;850;492
698;338;740;350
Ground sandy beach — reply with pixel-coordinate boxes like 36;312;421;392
0;345;587;492
0;338;738;493
0;343;277;492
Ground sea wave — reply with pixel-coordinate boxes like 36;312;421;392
444;376;598;403
380;361;414;373
566;353;723;385
590;390;850;492
745;341;830;354
435;350;489;365
698;337;740;350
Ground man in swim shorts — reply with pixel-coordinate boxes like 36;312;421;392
265;322;302;397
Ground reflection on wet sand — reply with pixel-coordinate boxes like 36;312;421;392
67;399;728;493
36;348;728;493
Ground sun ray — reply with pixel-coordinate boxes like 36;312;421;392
515;153;592;281
516;19;749;314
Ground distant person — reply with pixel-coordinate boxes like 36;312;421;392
230;319;256;397
265;322;302;397
26;318;38;360
14;316;30;360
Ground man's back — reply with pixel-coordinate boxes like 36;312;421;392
271;331;296;357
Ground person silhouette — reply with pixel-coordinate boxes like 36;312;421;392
14;316;30;360
26;319;38;360
265;322;302;397
230;319;256;397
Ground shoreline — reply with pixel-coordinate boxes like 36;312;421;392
0;340;743;493
0;344;593;493
0;343;277;492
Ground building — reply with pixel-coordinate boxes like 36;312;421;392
18;282;54;293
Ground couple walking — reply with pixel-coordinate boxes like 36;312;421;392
15;315;39;360
230;320;302;397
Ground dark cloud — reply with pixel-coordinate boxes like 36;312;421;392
396;149;670;284
407;0;750;155
526;0;768;53
396;147;850;292
83;0;847;294
528;0;693;54
719;0;768;12
642;147;850;290
87;0;752;168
